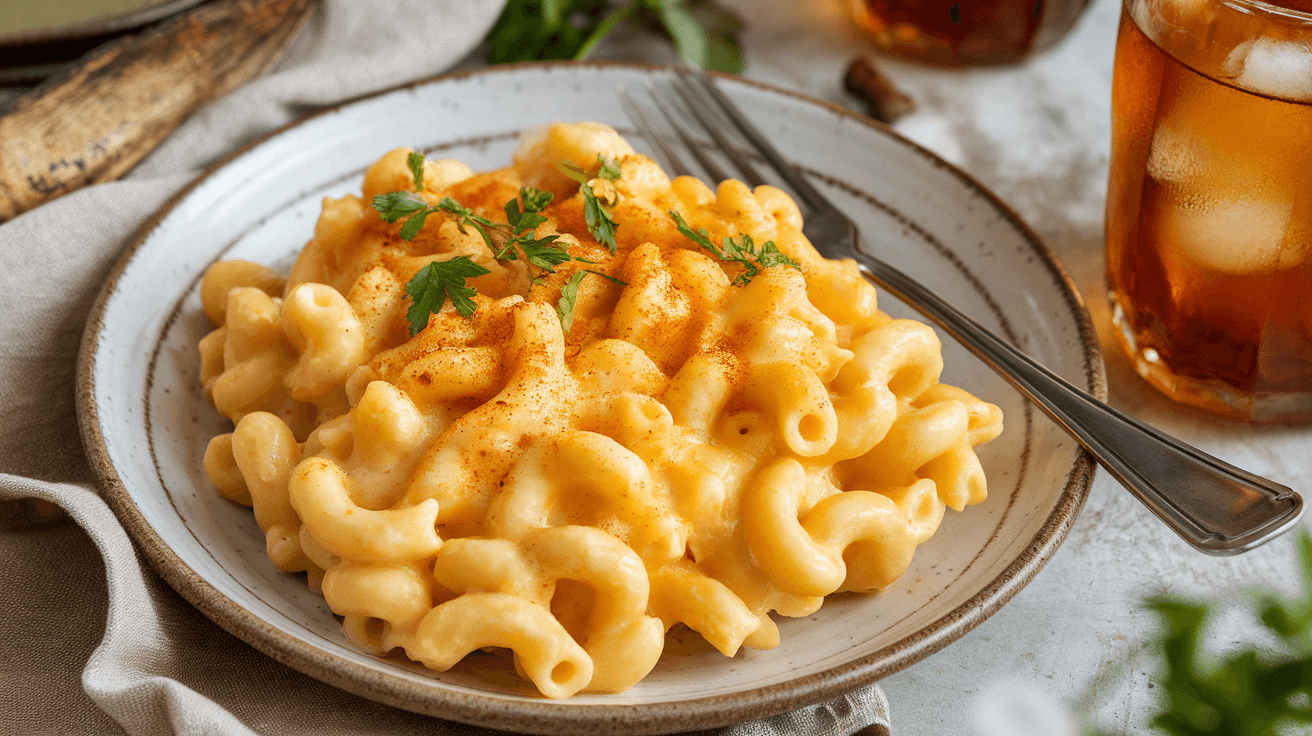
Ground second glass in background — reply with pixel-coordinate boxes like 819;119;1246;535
849;0;1093;65
1106;0;1312;421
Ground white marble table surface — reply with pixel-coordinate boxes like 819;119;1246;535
590;0;1308;732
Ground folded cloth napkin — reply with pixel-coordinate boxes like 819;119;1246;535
0;2;892;734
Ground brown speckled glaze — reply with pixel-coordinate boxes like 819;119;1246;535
76;62;1105;735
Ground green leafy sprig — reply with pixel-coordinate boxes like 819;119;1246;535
668;210;800;285
556;271;589;331
404;257;490;333
1090;529;1312;736
556;268;626;331
372;153;626;333
485;0;743;74
559;158;620;253
407;151;426;192
597;156;622;181
373;177;572;280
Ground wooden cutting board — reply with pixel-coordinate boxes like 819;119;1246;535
0;0;319;222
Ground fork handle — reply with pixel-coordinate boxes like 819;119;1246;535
854;248;1304;555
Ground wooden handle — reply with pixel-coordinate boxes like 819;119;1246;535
0;0;319;223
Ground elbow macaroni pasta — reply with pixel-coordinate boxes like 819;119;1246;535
197;122;1004;698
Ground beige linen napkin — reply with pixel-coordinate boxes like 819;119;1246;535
0;2;892;734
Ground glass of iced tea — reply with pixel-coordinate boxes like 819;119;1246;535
849;0;1093;65
1107;0;1312;421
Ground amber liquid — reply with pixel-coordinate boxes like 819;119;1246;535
854;0;1047;65
1106;4;1312;420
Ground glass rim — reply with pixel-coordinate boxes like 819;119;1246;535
1222;0;1312;23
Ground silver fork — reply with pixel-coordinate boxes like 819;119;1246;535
619;68;1303;556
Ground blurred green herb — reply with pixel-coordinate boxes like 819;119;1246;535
485;0;743;73
1093;529;1312;736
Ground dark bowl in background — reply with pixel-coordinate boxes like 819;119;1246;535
0;0;207;84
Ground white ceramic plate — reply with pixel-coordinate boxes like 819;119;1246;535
78;62;1104;735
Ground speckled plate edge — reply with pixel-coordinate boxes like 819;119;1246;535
76;61;1106;735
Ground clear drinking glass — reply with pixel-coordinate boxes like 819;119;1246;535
849;0;1093;65
1106;0;1312;421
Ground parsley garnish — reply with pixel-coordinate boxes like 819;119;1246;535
374;179;571;279
556;269;626;331
404;257;491;334
485;0;744;74
434;195;508;255
559;159;620;253
438;188;572;278
668;210;800;285
407;151;426;192
597;156;622;181
556;271;588;331
374;153;628;330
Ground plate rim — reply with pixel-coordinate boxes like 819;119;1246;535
76;60;1106;735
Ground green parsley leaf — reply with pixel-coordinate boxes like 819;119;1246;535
399;209;431;240
668;210;800;285
521;235;571;272
582;193;618;253
753;238;797;269
433;196;479;224
375;180;612;323
407;151;426;192
372;191;428;223
504;188;571;273
583;268;626;287
668;210;723;257
556;271;588;331
522;187;554;213
435;196;498;251
405;257;491;333
506;198;549;232
555;269;627;331
559;161;592;186
597;155;622;181
559;161;620;252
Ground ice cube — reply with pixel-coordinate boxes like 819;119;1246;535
1140;0;1217;45
1159;197;1294;274
1234;38;1312;103
1220;38;1256;80
1145;61;1306;210
1277;190;1312;270
1146;122;1205;183
1159;0;1212;18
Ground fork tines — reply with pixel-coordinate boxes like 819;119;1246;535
618;70;767;190
620;68;829;215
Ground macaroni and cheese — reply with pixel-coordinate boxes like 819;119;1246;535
197;122;1003;698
